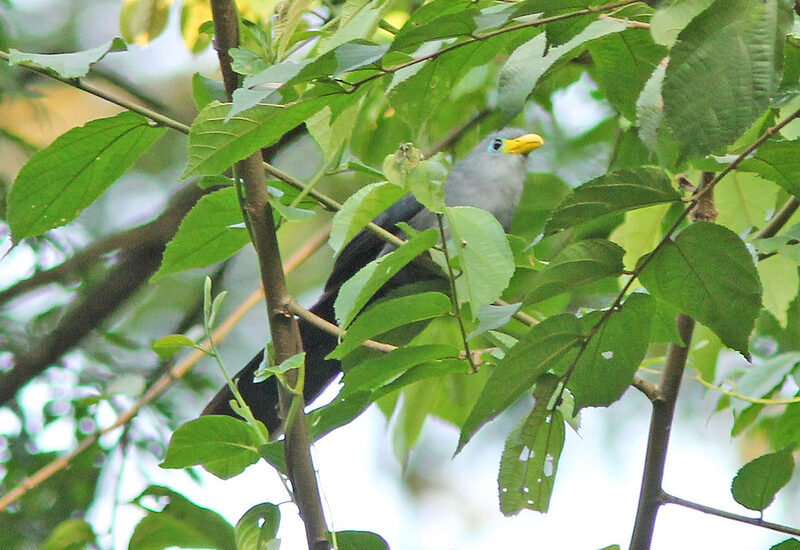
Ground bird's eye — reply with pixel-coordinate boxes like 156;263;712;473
489;138;503;152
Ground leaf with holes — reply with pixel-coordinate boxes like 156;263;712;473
499;375;564;515
568;293;655;409
458;313;583;452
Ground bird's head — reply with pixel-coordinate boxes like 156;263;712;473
483;127;544;156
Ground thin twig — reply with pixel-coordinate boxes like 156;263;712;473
436;214;477;373
663;492;800;538
287;299;397;354
0;50;191;134
631;376;658;401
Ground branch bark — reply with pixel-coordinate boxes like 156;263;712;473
629;314;695;549
0;184;205;405
208;1;330;547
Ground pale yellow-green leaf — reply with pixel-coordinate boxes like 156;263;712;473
757;255;799;327
715;172;778;234
609;203;670;274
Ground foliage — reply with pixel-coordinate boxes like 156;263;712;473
3;0;800;548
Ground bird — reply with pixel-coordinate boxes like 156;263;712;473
202;127;544;434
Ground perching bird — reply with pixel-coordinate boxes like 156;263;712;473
202;127;544;434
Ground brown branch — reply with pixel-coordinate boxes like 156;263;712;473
629;314;696;550
0;232;328;512
348;0;645;91
0;184;205;406
0;207;185;305
288;299;397;354
0;50;191;134
753;197;800;240
209;1;330;548
631;376;658;401
662;492;800;538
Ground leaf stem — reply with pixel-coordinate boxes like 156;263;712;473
436;213;477;373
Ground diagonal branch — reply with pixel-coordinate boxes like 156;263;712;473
662;492;800;538
0;184;206;405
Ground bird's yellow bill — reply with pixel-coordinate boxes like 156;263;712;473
502;133;544;154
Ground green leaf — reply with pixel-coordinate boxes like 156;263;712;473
341;344;459;397
757;255;799;327
182;95;341;178
770;540;800;550
458;313;584;452
390;2;477;52
568;293;655;409
9;38;127;78
230;47;269;76
546;168;680;234
736;353;800;405
254;352;305;381
731;448;794;511
39;519;95;550
467;302;521;340
333;530;390;550
120;0;171;46
152;187;249;280
405;153;449;214
512;173;571;240
130;486;235;550
160;416;261;479
588;29;666;121
715;172;778;233
445;205;515;313
328;182;407;254
524;239;624;305
609;204;671;271
661;0;793;159
636;60;669;156
335;228;439;328
773;395;800;450
640;222;762;355
499;376;564;515
235;503;280;550
269;198;315;222
388;33;511;128
318;0;392;53
649;0;714;47
739;138;800;198
498;18;625;117
330;292;451;359
151;334;198;359
8;111;165;239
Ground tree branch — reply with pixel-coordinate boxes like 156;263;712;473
0;233;328;512
753;196;800;240
0;184;205;405
629;314;696;550
209;1;330;547
662;492;800;538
